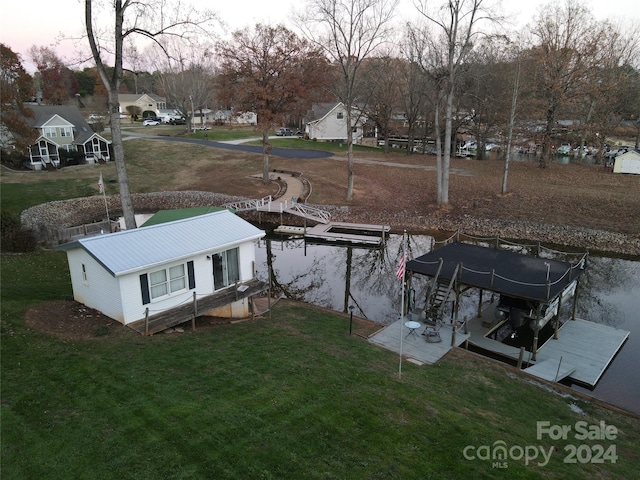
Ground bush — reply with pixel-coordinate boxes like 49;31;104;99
1;211;38;253
0;149;30;170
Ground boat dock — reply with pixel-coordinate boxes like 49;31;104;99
304;222;390;246
465;303;630;387
369;319;470;365
368;303;629;386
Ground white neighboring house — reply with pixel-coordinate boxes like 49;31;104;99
613;149;640;174
55;210;266;330
305;102;366;143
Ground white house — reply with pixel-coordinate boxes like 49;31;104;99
55;210;266;330
613;149;640;174
306;102;366;143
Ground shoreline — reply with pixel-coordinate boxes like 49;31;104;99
20;191;640;258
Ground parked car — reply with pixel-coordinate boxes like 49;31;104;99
143;119;160;126
169;118;186;125
275;128;293;136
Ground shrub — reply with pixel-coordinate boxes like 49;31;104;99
1;211;38;253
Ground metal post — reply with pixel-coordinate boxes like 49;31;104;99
517;347;525;369
349;305;354;336
192;292;197;331
144;307;149;336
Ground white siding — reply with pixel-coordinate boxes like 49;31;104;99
117;240;257;324
66;249;124;322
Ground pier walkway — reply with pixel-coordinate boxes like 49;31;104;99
225;171;331;224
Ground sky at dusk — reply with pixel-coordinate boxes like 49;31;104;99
1;0;638;73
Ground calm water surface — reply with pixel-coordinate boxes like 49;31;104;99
254;234;640;416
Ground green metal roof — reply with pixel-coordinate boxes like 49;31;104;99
141;206;230;226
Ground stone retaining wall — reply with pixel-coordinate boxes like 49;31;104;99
21;191;640;257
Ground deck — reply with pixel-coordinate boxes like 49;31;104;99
127;279;269;335
465;303;630;386
304;222;391;246
368;319;470;365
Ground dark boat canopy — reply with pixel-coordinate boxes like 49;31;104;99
406;242;587;303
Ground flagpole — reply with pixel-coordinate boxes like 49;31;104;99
98;172;110;231
398;230;407;379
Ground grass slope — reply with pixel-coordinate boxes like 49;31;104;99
1;251;639;479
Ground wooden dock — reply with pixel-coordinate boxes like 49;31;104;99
304;222;390;246
369;319;470;365
464;303;630;386
533;319;629;386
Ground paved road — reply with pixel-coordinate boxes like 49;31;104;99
121;131;472;175
121;132;334;159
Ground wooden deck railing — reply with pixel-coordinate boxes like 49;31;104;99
127;278;269;335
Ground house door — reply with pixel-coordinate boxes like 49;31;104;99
212;248;240;290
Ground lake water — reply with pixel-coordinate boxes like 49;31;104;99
254;234;640;416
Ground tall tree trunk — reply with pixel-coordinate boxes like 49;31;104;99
441;85;454;205
262;130;270;184
346;103;354;201
108;93;136;229
434;102;443;205
86;0;136;229
503;59;520;195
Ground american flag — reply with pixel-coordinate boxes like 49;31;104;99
396;253;405;280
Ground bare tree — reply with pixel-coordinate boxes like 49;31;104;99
152;40;216;133
414;0;499;205
527;0;604;168
299;0;398;200
362;55;405;153
84;0;216;229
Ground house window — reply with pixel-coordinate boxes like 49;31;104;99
81;264;88;284
44;127;56;138
337;112;344;119
60;127;72;137
140;261;194;305
212;247;239;290
149;264;186;299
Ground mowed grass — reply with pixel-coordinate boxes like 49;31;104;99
2;251;640;479
2;128;640;478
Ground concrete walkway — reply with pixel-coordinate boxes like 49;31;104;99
251;171;305;204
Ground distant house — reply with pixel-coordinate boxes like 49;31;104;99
305;102;367;143
21;104;111;170
55;210;266;331
613;149;640;174
192;108;258;127
118;93;167;118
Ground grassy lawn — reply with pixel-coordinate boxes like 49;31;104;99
1;128;639;477
1;251;639;479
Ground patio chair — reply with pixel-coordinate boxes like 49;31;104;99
423;318;443;343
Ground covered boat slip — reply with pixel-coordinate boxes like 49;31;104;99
401;237;630;387
406;241;586;304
